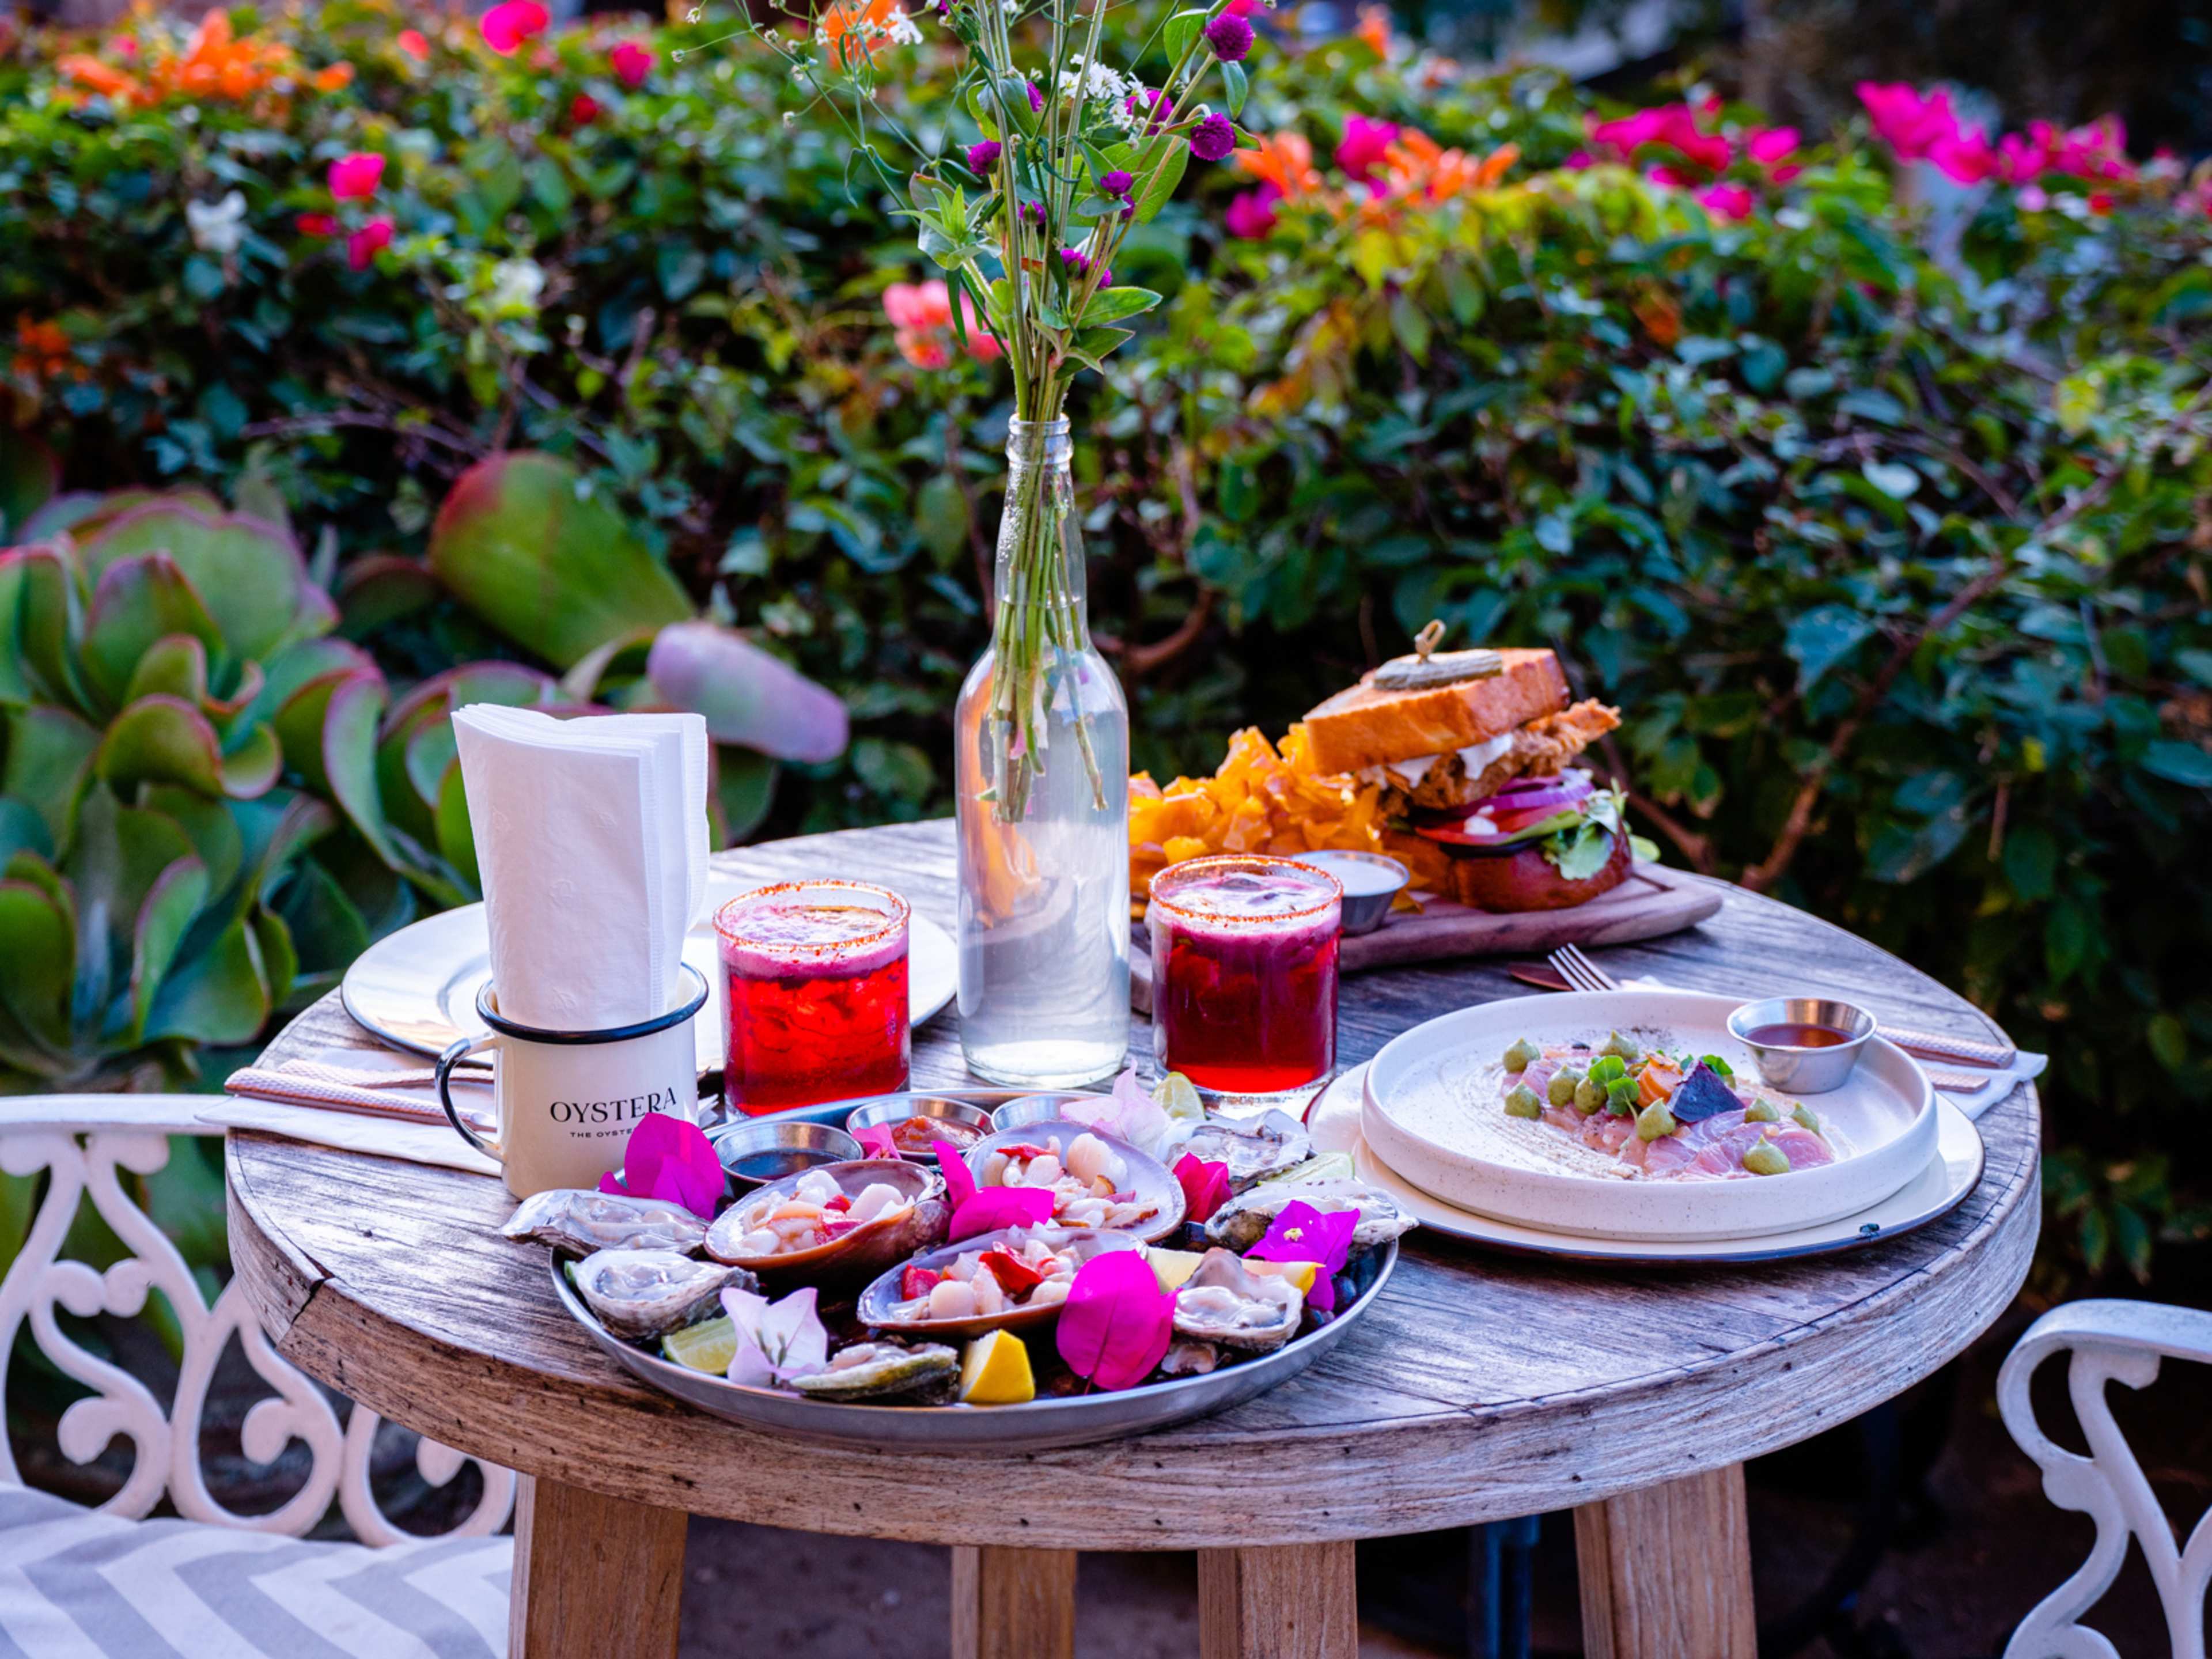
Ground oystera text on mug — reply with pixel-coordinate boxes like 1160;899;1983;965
547;1087;688;1124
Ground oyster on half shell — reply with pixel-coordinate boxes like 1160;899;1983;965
1202;1177;1416;1252
573;1248;752;1341
789;1342;959;1402
1171;1249;1305;1351
503;1188;707;1256
1181;1112;1314;1191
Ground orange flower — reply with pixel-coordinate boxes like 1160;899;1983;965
1234;131;1324;202
1355;3;1392;57
816;0;910;68
12;317;77;384
1380;130;1518;200
60;10;339;110
313;62;356;92
58;52;144;103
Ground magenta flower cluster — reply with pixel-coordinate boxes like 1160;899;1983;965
1059;247;1113;286
967;139;1001;175
1857;83;2136;195
1203;12;1253;60
1190;112;1237;162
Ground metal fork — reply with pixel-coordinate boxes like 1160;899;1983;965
1543;944;2006;1089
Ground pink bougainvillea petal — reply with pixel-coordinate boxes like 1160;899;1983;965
613;1111;724;1218
1056;1249;1175;1390
856;1123;899;1158
1247;1200;1358;1312
1172;1154;1232;1224
949;1188;1055;1242
934;1139;978;1207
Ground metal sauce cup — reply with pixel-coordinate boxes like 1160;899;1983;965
843;1095;995;1166
709;1118;863;1190
1726;997;1877;1095
991;1093;1103;1132
1285;851;1410;935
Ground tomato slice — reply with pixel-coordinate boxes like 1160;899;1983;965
978;1248;1047;1294
900;1265;942;1300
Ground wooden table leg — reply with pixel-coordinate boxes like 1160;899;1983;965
950;1546;1075;1659
508;1474;688;1659
1574;1463;1757;1659
1196;1541;1358;1659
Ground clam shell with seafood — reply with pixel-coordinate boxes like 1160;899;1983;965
1181;1112;1314;1191
703;1160;948;1290
857;1226;1145;1341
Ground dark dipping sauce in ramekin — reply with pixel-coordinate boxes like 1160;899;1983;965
1742;1022;1854;1048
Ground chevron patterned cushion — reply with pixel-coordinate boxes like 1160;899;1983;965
0;1483;512;1658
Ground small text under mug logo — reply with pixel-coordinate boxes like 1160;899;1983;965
546;1086;687;1125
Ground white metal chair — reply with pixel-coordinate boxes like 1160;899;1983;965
0;1096;516;1656
1998;1297;2212;1659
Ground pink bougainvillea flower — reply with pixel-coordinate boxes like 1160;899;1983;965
347;217;394;270
598;1111;726;1218
2087;191;2115;215
479;0;548;56
570;90;602;124
854;1123;899;1158
1247;1200;1358;1311
936;1138;1054;1240
722;1285;830;1388
1927;124;1997;185
882;279;1001;368
2047;115;2134;182
1588;104;1729;173
1060;1068;1168;1155
328;151;385;200
1334;112;1399;181
1055;1248;1176;1390
610;40;653;88
396;28;430;60
1172;1154;1232;1224
296;212;339;237
1224;185;1280;240
1855;82;1959;164
1696;181;1756;221
1745;126;1798;166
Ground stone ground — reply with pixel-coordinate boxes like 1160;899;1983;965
673;1272;2212;1659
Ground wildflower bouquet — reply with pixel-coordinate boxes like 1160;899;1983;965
737;0;1263;815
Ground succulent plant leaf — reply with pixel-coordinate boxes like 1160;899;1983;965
123;633;213;709
20;488;213;547
143;914;270;1047
433;757;478;891
559;626;658;704
4;704;101;851
0;799;53;866
83;552;226;709
6;545;88;711
252;906;299;1012
0;553;35;706
218;722;285;800
255;637;380;721
645;620;849;763
96;695;229;799
0;434;60;543
335;553;442;640
269;858;370;1002
715;746;778;843
427;452;692;669
0;876;75;1051
402;721;459;823
75;502;324;664
139;787;244;899
128;858;211;1044
311;673;399;869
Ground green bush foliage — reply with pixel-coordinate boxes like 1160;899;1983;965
3;3;2210;1276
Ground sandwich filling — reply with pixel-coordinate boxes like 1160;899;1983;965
1358;699;1621;815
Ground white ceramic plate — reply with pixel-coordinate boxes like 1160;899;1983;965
1313;1068;1982;1264
341;874;957;1074
1361;990;1938;1242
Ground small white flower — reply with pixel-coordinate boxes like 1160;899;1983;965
488;256;544;314
1055;53;1134;107
882;6;923;43
185;191;247;256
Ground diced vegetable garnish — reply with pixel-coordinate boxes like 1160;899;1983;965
901;1265;943;1300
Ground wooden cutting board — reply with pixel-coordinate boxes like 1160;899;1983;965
1128;862;1724;1014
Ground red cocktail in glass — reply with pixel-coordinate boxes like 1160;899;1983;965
715;880;911;1113
1148;855;1342;1108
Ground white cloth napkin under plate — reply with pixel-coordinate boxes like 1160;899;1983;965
452;705;708;1031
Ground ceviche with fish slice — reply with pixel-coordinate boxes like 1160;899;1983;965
1496;1031;1837;1179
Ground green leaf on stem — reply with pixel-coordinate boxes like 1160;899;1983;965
946;268;973;351
1134;142;1188;225
1164;8;1209;62
1082;287;1164;325
1222;61;1249;120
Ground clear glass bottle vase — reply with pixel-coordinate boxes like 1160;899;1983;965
954;418;1130;1088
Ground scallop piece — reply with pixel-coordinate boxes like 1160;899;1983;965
856;1226;1145;1340
789;1342;959;1402
1170;1249;1304;1352
1181;1112;1315;1192
1202;1177;1416;1252
963;1122;1186;1243
502;1189;708;1256
573;1248;751;1342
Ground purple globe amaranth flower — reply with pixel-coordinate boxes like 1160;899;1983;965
1098;169;1134;198
1190;112;1238;162
1025;79;1044;113
1124;86;1173;134
1020;199;1046;226
967;139;1002;175
1059;248;1090;277
1203;12;1253;60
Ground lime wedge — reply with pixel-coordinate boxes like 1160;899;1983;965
662;1315;737;1374
1264;1152;1355;1187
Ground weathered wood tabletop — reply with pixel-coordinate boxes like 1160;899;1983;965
226;820;2039;1659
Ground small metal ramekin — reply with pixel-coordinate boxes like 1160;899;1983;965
709;1118;863;1190
991;1093;1101;1132
1286;851;1411;935
1725;997;1877;1095
842;1096;995;1165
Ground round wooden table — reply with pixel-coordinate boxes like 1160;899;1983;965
226;821;2039;1659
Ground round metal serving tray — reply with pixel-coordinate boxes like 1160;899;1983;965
550;1238;1397;1453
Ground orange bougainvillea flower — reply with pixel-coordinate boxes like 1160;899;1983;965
816;0;918;68
1380;130;1518;201
12;317;78;384
1233;131;1324;202
1355;3;1393;57
58;52;143;103
60;9;350;111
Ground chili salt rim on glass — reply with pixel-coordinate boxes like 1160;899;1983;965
1147;854;1344;927
712;878;911;973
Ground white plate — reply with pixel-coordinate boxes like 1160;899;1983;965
1311;1068;1984;1264
341;874;957;1074
1362;990;1938;1242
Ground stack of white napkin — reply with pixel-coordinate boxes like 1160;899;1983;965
451;706;709;1031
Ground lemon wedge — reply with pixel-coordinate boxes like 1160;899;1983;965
959;1330;1035;1405
1146;1247;1206;1293
1244;1259;1318;1294
1153;1071;1203;1123
661;1315;737;1374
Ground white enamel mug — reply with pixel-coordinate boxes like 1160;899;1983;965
437;966;709;1198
